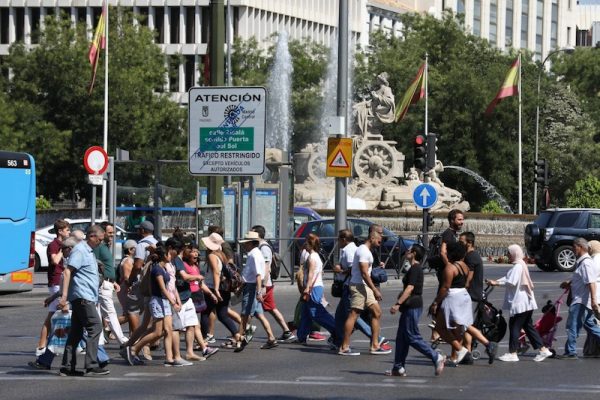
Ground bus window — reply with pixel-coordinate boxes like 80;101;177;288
0;151;35;294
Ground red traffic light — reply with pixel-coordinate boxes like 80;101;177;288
415;135;425;145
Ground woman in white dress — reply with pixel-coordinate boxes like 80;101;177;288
487;244;552;362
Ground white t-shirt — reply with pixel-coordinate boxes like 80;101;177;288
259;242;273;287
592;254;600;304
242;246;266;284
350;244;373;285
338;242;357;285
303;251;324;288
497;262;538;316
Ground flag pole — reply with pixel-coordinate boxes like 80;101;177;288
518;52;522;214
101;4;109;220
424;53;428;136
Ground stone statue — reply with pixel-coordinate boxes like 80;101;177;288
353;72;396;138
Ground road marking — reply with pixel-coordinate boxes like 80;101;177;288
296;376;339;381
124;372;173;377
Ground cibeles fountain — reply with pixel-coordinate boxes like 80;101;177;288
265;69;469;212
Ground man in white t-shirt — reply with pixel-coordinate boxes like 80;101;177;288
339;231;390;356
252;225;296;343
561;237;600;358
234;231;278;352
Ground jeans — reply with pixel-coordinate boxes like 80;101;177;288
564;303;600;356
393;307;437;371
61;299;102;371
200;289;238;337
99;280;128;344
334;286;379;346
297;298;337;342
38;343;108;368
508;310;543;353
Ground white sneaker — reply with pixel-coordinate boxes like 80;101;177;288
533;349;553;362
456;347;469;364
35;347;46;357
498;353;519;362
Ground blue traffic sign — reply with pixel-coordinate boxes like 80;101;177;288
412;183;438;209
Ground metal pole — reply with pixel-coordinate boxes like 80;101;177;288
101;4;109;220
334;0;348;235
154;162;162;240
91;186;97;226
225;0;232;188
518;53;522;214
534;70;541;215
108;157;116;266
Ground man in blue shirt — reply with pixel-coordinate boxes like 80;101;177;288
58;225;109;376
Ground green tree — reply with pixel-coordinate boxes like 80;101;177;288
4;9;186;201
566;176;600;208
480;200;506;214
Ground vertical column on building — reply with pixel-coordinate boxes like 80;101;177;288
8;6;15;44
86;6;92;41
543;0;551;57
481;0;490;40
497;0;505;50
514;0;522;51
179;5;185;95
194;4;200;87
24;6;31;45
464;0;473;34
528;0;536;53
149;6;155;37
164;5;170;92
70;6;76;27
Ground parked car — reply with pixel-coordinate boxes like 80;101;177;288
35;219;129;272
293;206;322;230
293;218;415;271
524;208;600;272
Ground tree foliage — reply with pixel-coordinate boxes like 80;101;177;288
566;176;600;208
2;9;186;202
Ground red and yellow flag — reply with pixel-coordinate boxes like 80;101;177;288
88;4;106;94
485;56;520;116
395;63;426;122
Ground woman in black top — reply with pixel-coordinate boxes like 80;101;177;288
386;244;445;377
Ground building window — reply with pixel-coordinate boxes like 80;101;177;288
155;7;165;43
16;7;25;42
185;7;194;44
550;0;558;49
521;0;529;48
473;0;481;36
169;6;180;44
76;7;86;25
536;0;543;60
184;55;195;90
137;7;149;26
201;7;209;44
31;7;40;44
168;54;181;92
506;0;513;46
1;7;9;44
567;26;571;46
490;0;498;45
457;0;465;16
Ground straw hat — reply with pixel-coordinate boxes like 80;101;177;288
238;231;260;243
201;232;224;251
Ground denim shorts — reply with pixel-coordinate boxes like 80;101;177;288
241;283;263;316
149;296;172;319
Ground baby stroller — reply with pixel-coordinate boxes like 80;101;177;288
471;285;507;360
517;289;568;357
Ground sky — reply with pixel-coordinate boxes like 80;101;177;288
579;0;600;5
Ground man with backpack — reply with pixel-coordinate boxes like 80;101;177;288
252;225;296;343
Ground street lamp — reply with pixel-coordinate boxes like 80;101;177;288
534;46;575;214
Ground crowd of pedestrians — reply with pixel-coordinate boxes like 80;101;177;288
28;210;600;377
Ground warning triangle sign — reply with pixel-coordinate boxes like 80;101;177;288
329;150;349;168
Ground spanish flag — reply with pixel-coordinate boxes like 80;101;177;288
88;4;106;94
485;56;520;116
395;63;426;122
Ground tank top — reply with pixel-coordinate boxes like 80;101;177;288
450;262;468;288
205;254;222;289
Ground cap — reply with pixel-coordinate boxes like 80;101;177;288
124;239;137;250
139;220;154;232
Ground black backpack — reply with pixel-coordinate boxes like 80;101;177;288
259;242;282;281
426;234;444;270
220;261;243;294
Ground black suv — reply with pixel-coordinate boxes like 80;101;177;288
524;208;600;272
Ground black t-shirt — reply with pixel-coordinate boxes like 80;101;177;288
436;228;460;292
464;250;484;302
174;256;192;302
401;262;424;310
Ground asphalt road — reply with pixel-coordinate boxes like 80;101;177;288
1;265;598;400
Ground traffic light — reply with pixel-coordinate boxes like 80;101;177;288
426;133;437;171
413;135;426;170
534;159;549;186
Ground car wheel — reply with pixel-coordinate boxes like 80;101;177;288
552;245;577;272
34;253;41;272
536;263;555;272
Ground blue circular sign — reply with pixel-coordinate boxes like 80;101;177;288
412;183;438;209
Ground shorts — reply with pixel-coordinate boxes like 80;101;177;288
126;284;144;315
175;298;199;329
48;285;60;312
349;284;377;311
149;296;172;319
241;283;264;316
262;286;276;311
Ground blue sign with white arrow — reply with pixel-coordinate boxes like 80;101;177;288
412;183;438;209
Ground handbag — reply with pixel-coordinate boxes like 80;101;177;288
191;291;207;313
371;267;388;284
331;280;344;298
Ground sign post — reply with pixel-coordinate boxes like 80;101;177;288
84;146;109;225
188;87;267;176
412;183;439;250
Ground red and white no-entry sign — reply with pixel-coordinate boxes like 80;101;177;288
84;146;109;175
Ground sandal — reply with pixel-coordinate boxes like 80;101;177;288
384;368;406;377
